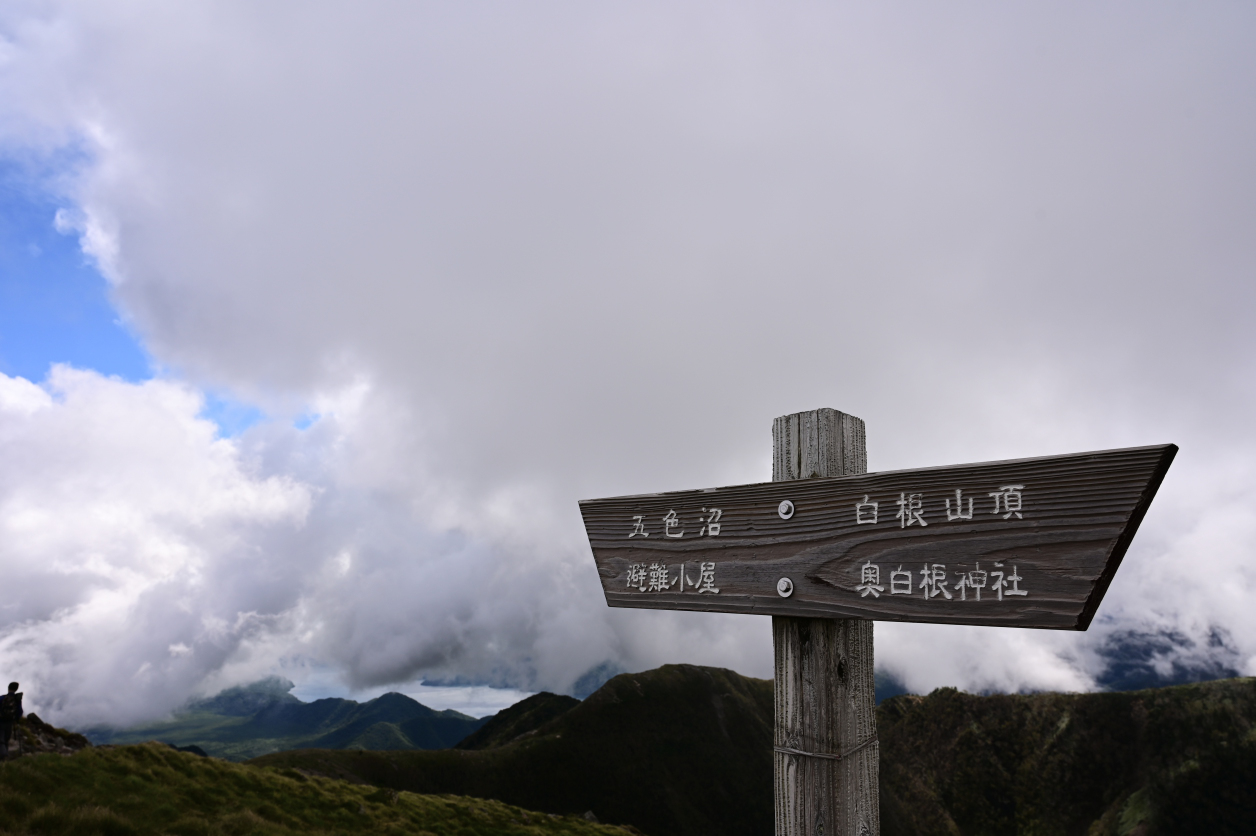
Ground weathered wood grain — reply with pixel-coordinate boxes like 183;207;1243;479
580;443;1176;630
771;409;878;836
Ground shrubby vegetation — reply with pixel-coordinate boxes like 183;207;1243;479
878;676;1256;835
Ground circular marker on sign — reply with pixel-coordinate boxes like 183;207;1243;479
778;500;795;519
777;578;794;597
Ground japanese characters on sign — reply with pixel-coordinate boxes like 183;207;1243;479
628;508;723;539
870;485;1023;529
624;485;1025;541
619;485;1031;600
857;560;1027;601
625;561;721;594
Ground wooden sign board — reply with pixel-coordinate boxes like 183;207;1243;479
580;444;1176;630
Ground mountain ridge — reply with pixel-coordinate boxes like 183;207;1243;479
89;680;489;760
254;664;1256;836
256;664;776;836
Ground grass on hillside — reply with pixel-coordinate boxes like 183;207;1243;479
0;743;638;836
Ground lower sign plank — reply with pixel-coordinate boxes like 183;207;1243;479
579;444;1176;630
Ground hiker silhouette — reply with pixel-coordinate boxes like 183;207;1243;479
0;682;23;760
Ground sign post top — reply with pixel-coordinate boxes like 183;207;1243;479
580;443;1176;630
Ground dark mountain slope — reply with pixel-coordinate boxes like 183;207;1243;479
877;677;1256;836
254;667;1256;836
254;664;774;836
456;691;580;750
396;707;491;750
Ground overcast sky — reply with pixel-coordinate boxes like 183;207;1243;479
0;0;1253;727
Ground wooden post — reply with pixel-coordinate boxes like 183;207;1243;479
772;409;878;836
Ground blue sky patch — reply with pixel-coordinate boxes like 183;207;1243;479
293;411;322;431
199;391;267;438
0;158;151;384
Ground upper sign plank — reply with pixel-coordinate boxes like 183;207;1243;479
579;445;1176;630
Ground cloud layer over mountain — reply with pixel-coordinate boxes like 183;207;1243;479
0;1;1253;725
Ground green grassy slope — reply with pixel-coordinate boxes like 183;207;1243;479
0;742;639;836
254;665;774;836
254;667;1256;836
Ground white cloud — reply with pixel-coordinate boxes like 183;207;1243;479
0;373;50;415
0;368;311;726
0;1;1253;725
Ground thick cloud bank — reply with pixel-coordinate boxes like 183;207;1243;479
0;369;635;726
0;1;1254;725
0;369;310;726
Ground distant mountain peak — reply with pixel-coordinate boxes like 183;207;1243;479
100;680;490;760
456;691;579;750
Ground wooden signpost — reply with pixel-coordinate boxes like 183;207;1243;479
579;408;1176;836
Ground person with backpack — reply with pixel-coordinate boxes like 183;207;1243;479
0;683;23;760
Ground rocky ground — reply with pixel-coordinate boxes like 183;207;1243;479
5;713;92;759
